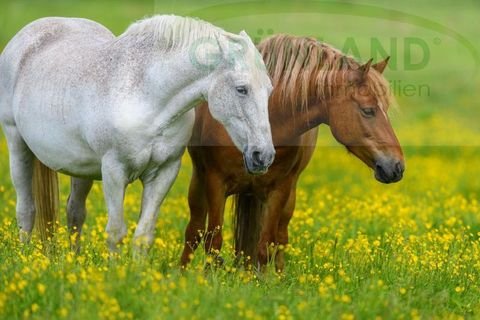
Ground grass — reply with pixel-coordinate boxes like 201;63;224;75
1;1;480;319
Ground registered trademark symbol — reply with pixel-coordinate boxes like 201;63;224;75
433;37;442;45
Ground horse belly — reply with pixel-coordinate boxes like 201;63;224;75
12;87;102;178
17;117;102;178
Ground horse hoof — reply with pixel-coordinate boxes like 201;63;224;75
19;230;31;243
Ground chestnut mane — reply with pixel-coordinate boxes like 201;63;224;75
258;34;392;111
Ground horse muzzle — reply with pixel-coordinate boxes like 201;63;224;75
242;146;275;175
374;158;405;184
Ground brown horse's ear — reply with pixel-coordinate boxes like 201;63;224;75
359;58;373;77
349;58;373;84
372;56;390;74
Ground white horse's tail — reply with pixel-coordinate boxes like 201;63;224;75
32;158;59;241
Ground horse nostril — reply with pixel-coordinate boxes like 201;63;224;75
395;161;404;174
252;151;262;165
375;163;389;181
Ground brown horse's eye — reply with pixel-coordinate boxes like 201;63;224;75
361;108;376;118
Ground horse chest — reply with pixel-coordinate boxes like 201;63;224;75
119;110;195;174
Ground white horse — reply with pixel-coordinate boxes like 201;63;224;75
0;15;275;251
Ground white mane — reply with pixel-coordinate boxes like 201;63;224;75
119;15;229;51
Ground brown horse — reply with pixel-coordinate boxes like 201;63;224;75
180;35;404;271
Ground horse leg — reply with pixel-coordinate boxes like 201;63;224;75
133;160;181;254
275;184;297;272
180;168;207;266
101;155;128;252
3;125;35;242
257;179;293;270
204;173;226;265
67;177;93;252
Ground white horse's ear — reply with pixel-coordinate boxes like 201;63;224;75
239;30;249;38
214;33;228;59
239;30;254;46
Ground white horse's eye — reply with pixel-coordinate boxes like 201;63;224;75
236;86;248;95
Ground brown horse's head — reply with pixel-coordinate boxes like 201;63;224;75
326;57;404;183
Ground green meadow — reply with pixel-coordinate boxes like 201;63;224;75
1;1;480;319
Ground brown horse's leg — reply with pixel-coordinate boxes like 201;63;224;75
275;183;297;272
204;173;226;264
180;169;208;266
257;179;293;269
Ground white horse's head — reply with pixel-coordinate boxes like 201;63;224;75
205;31;275;175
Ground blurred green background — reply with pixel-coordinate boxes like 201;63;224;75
1;0;479;147
1;0;479;206
2;0;480;200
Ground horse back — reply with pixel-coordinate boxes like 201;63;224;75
0;17;114;113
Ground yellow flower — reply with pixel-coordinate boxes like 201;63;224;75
37;283;46;295
58;307;68;318
31;303;39;313
324;275;335;285
341;313;354;320
66;273;77;284
455;286;465;293
341;294;352;304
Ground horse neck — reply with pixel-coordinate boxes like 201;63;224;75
151;54;212;124
270;96;328;145
110;37;211;121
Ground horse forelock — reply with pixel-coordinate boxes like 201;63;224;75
258;35;393;113
365;69;394;112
